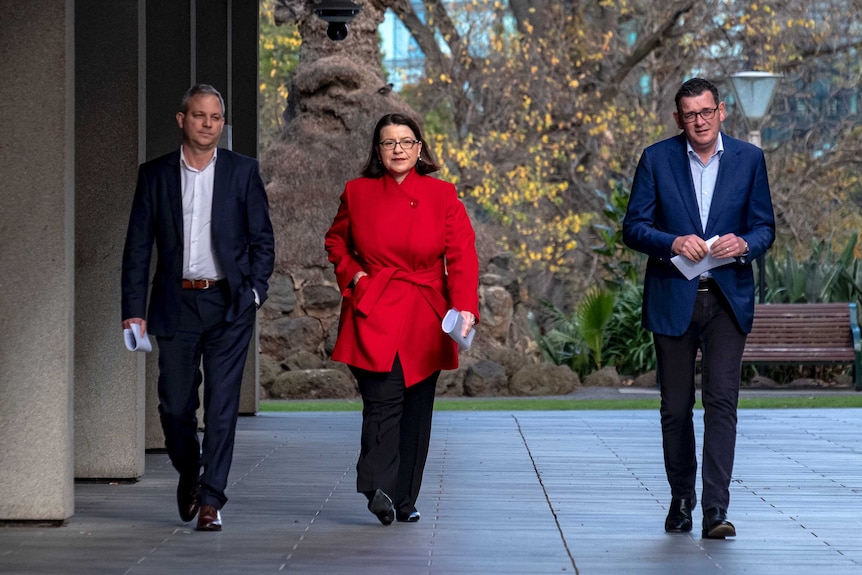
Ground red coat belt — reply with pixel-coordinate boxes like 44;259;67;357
355;261;447;318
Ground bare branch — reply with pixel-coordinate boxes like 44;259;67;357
390;0;448;71
603;2;694;101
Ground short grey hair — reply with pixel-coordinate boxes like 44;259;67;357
179;84;225;116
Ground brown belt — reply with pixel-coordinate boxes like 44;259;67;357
182;279;223;290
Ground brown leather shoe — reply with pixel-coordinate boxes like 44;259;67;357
177;478;199;523
195;505;222;531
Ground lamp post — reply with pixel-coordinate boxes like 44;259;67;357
729;71;781;303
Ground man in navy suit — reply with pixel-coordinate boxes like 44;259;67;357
122;84;275;531
623;78;775;539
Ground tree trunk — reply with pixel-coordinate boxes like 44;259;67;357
258;1;419;361
265;0;415;274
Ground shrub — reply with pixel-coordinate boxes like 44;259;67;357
604;281;656;376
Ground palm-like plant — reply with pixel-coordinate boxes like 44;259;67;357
576;287;616;369
532;303;584;371
604;281;656;375
532;286;616;374
765;233;861;308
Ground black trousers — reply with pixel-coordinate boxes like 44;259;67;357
156;286;255;509
653;286;747;512
351;356;439;515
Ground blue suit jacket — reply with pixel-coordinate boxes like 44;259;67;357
622;133;775;336
121;149;275;337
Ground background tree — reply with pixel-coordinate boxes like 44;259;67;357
267;0;414;275
386;0;862;306
259;0;301;149
261;1;862;368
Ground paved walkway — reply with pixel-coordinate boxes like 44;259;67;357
1;405;861;574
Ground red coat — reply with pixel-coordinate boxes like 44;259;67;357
324;169;480;386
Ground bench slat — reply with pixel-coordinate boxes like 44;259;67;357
694;305;859;376
709;302;862;388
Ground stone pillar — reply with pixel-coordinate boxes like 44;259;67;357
0;1;75;520
232;0;262;415
73;0;145;479
239;322;261;415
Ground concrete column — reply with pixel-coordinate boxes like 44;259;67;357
239;322;261;415
73;0;145;479
142;0;191;451
0;1;75;520
232;0;261;416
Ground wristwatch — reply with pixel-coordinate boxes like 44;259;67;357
741;240;750;256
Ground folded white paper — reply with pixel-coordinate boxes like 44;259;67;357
442;308;476;351
123;323;152;353
671;235;735;281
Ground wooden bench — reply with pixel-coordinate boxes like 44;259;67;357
743;303;861;390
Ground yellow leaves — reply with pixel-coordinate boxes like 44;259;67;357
440;129;585;271
601;31;614;52
439;73;452;84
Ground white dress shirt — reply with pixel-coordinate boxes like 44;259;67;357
180;147;223;281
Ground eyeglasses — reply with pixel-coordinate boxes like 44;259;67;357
379;139;420;151
679;106;720;124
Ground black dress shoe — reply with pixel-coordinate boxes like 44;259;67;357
396;510;421;523
664;498;693;533
702;508;736;539
195;505;222;532
177;477;199;523
367;489;394;526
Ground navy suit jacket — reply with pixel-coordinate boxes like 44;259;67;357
622;133;775;336
121;149;275;337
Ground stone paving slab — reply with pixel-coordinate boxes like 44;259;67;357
0;408;860;574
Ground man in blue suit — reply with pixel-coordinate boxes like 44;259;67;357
122;84;275;531
623;78;775;539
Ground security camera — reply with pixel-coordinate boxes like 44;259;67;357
313;0;363;42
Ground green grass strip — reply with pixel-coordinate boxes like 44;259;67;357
259;394;862;413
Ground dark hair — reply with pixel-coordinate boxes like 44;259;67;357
179;84;225;116
361;113;441;178
674;77;720;112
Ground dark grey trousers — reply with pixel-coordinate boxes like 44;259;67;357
653;286;747;512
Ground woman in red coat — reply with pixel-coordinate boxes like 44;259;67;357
325;113;479;525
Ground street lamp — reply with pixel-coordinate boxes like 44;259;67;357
729;71;781;303
730;72;781;148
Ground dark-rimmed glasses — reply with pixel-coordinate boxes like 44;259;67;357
679;106;719;124
379;139;420;150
